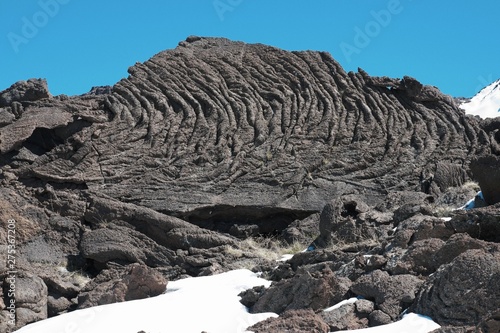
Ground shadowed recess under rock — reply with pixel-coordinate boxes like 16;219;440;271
175;205;316;238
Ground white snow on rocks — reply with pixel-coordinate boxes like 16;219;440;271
460;79;500;119
15;269;440;333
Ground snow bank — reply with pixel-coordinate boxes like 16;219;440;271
460;79;500;119
15;268;440;333
15;269;276;333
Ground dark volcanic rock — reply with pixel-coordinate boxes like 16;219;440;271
287;249;355;272
350;270;423;320
0;78;50;107
83;86;113;96
239;285;267;309
77;263;167;309
248;309;329;333
433;233;492;267
369;310;393;326
80;225;177;268
0;272;48;330
389;238;446;275
47;295;73;317
252;267;351;314
281;212;320;245
412;249;500;327
470;155;500;205
321;301;372;331
447;204;500;242
316;195;370;246
9;37;488;219
389;233;494;276
391;215;454;249
314;195;390;250
83;193;237;250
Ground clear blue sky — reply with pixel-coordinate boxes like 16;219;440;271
1;0;499;98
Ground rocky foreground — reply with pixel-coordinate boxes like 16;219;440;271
0;36;499;332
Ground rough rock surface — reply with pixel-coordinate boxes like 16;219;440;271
412;249;500;327
5;37;489;218
251;266;350;314
0;78;51;107
80;225;176;267
350;270;423;320
447;203;500;242
0;37;499;331
470;155;500;204
77;263;167;309
2;272;48;331
248;309;330;333
320;299;375;331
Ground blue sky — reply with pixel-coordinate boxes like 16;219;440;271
1;0;499;97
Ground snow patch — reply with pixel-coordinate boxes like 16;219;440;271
460;79;500;119
323;297;359;312
15;269;276;333
15;269;440;333
277;253;294;262
336;313;440;332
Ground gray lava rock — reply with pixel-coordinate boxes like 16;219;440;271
412;249;500;327
369;310;392;326
80;225;176;267
11;37;488;220
447;205;500;242
389;238;446;275
315;195;381;249
433;233;490;267
83;194;237;251
321;302;370;331
355;299;375;314
47;295;73;317
2;272;48;330
350;270;423;320
78;263;167;309
470;155;500;205
248;309;329;333
252;267;351;314
288;249;354;272
391;215;454;249
0;78;50;107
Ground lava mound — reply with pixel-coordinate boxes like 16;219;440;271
3;37;489;224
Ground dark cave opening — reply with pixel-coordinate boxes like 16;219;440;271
176;205;316;239
24;119;91;153
4;119;92;170
341;201;359;218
